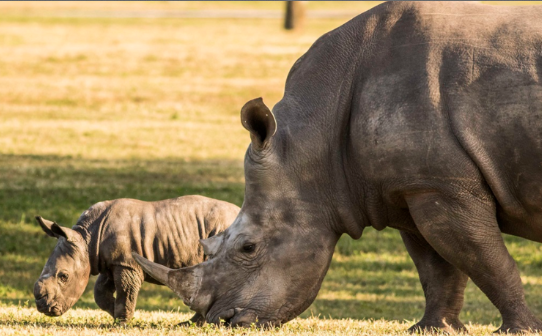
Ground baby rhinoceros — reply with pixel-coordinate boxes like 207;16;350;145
33;195;239;324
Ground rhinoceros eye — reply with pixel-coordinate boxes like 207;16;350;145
58;272;69;283
242;243;256;253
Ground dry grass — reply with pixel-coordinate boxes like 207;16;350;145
0;306;499;336
0;1;382;13
0;15;323;160
1;1;542;335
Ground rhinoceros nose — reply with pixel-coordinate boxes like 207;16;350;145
35;293;52;313
34;280;53;305
34;280;47;298
35;294;48;307
35;292;49;303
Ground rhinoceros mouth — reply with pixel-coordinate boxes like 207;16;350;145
36;296;63;317
43;306;62;316
37;305;62;316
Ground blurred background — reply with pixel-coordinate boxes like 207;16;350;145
1;0;541;327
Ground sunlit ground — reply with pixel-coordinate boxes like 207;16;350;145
1;1;541;335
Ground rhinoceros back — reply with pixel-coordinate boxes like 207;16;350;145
381;2;542;238
76;196;239;275
144;196;239;268
280;2;542;238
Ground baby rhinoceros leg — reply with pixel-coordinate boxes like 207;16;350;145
112;266;143;323
94;273;115;317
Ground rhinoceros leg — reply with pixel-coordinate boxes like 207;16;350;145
112;266;143;322
400;231;468;333
406;191;542;333
94;273;115;317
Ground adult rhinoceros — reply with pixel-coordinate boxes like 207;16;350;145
134;1;542;333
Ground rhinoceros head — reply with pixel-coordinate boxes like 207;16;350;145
34;216;90;316
133;98;341;327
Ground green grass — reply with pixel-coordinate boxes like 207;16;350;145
1;1;542;335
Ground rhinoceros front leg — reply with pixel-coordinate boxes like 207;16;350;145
112;266;142;322
406;191;542;333
400;231;468;333
94;273;116;317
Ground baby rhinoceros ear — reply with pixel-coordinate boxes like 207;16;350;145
36;216;59;238
51;223;80;243
200;234;224;258
35;216;80;242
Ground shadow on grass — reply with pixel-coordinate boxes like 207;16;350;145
0;153;245;224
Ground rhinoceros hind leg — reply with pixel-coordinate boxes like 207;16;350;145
177;313;205;327
407;191;542;334
400;231;468;334
94;273;115;318
495;316;542;334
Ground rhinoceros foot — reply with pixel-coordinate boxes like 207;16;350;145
495;315;542;334
408;317;467;334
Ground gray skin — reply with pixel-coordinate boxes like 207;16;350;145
133;1;542;333
34;195;239;324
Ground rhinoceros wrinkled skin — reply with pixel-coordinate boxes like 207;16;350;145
34;195;239;324
133;1;542;333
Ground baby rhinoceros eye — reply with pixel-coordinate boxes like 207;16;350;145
58;272;69;283
241;243;256;253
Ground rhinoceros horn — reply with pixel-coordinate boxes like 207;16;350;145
131;252;201;307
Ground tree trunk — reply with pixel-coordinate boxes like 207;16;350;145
284;1;306;30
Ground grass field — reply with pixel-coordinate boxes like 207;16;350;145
1;1;542;335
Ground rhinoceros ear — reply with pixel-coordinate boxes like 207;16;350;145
36;216;59;239
241;97;277;150
50;223;80;243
